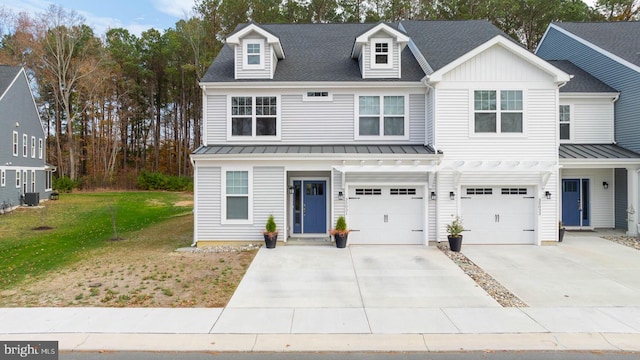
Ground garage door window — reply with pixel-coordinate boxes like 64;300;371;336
501;188;527;195
355;188;381;195
390;188;416;195
466;188;492;195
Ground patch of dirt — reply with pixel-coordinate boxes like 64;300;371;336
174;200;194;207
0;243;259;308
32;226;54;231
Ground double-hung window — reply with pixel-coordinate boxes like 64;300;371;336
371;39;392;68
12;131;18;156
474;90;523;134
559;105;571;140
0;169;5;187
223;170;252;223
22;134;27;157
31;170;35;192
230;96;278;138
15;170;20;188
38;138;43;159
244;39;264;69
31;136;36;158
357;95;406;138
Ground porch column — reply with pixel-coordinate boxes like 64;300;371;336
626;167;640;236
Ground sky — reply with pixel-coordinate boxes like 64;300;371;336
0;0;198;37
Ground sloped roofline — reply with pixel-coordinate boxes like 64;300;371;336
0;67;47;139
426;35;571;84
351;23;410;59
0;66;21;103
536;23;640;75
226;23;285;59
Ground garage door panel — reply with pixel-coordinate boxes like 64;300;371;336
349;186;424;245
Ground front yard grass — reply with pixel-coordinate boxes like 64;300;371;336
0;192;257;307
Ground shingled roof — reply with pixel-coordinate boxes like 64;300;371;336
0;66;21;99
551;22;640;68
548;60;617;93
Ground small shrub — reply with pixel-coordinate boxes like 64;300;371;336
137;171;193;191
335;216;347;232
265;214;277;233
446;216;464;237
53;176;78;193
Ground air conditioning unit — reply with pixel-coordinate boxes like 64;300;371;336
24;192;39;206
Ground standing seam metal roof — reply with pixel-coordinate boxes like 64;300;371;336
193;144;436;155
559;144;640;159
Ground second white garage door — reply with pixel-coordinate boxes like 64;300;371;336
461;187;536;244
348;186;425;244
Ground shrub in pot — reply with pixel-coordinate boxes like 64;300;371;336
263;214;278;248
446;216;464;252
330;216;350;248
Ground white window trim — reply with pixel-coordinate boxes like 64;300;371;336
221;167;253;225
12;131;18;157
226;95;282;141
355;94;409;140
470;89;527;137
370;38;393;69
15;169;20;188
31;170;35;192
243;39;265;70
45;170;52;191
22;134;27;157
31;136;36;158
303;91;333;102
1;169;5;187
559;103;573;142
22;170;27;193
38;138;43;159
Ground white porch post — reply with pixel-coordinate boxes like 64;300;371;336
626;167;639;236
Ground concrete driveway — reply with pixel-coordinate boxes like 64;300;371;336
463;233;640;307
228;245;499;308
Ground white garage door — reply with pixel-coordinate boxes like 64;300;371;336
461;187;536;244
348;186;424;244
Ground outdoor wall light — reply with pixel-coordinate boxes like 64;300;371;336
288;185;295;195
449;191;455;200
430;191;437;200
603;181;609;189
545;191;552;199
338;191;344;200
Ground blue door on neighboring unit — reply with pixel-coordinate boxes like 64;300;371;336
292;180;327;234
562;178;590;227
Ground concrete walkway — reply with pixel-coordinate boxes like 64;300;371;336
2;235;640;352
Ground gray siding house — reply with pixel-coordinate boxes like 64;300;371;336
537;22;640;234
0;66;53;210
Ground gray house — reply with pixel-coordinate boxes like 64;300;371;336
0;66;53;210
536;22;640;234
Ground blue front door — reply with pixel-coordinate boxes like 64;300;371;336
302;180;326;233
562;178;590;227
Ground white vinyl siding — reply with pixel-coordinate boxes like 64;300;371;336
235;36;272;79
206;95;227;144
195;167;222;239
562;169;614;228
560;97;615;143
362;36;401;79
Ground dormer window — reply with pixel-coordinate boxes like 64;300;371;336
243;39;264;69
371;39;392;69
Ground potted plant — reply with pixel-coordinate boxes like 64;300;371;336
330;216;350;248
446;216;464;252
558;221;565;242
263;214;278;248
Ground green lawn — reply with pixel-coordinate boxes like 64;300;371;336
0;192;193;290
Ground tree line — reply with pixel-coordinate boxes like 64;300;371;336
0;0;636;189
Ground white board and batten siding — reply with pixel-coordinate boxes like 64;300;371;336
562;168;615;228
235;35;273;80
195;166;285;241
560;97;615;143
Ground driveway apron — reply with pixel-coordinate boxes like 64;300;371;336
227;245;499;308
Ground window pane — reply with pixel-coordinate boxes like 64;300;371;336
501;113;523;133
375;42;388;53
384;117;404;135
500;90;523;111
227;197;248;220
475;113;496;132
560;123;570;140
384;96;404;115
247;43;260;54
359;96;380;115
359;117;380;136
256;97;277;116
256;118;277;136
247;55;260;65
559;105;570;122
474;90;496;111
226;171;248;195
231;118;252;136
232;97;252;116
375;54;388;64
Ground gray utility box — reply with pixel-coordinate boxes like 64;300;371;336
24;192;40;206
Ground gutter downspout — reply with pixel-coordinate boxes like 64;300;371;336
422;75;441;244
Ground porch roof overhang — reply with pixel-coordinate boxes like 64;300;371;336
441;159;558;187
332;163;438;188
559;144;640;169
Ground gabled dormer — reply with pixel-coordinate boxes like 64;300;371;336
227;23;285;80
351;23;409;79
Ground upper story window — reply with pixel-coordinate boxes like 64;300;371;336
38;138;43;159
229;96;279;139
371;39;392;69
357;95;407;138
12;131;18;156
31;136;36;158
559;104;571;141
243;39;264;69
303;91;332;102
474;90;523;134
22;134;27;157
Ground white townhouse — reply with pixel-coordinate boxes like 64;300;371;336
191;20;571;247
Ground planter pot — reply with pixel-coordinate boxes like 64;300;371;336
447;235;463;252
334;233;348;248
264;233;278;248
559;228;565;242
